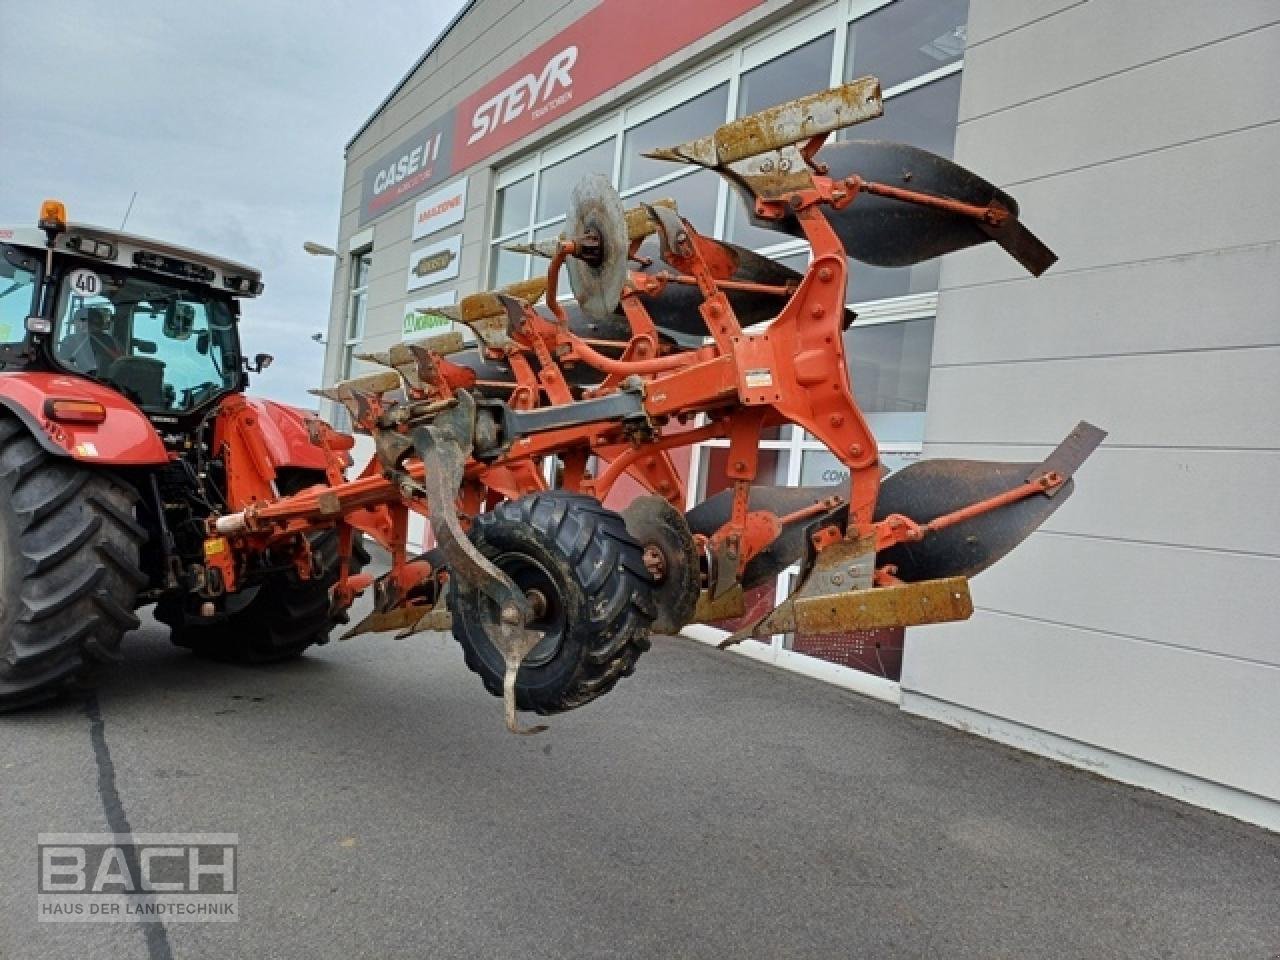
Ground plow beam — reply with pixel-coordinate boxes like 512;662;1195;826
644;78;882;169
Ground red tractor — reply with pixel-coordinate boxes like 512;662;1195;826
0;201;362;707
0;81;1103;729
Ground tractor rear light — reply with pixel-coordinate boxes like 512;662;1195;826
44;399;108;425
26;316;53;335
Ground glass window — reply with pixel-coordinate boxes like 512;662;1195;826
495;175;534;237
536;139;616;222
350;249;372;290
773;250;810;275
799;448;852;487
621;84;729;189
53;268;241;412
847;259;940;305
845;316;935;445
623;168;720;238
864;71;963;160
740;33;835;115
0;248;38;345
845;0;968;93
488;245;529;288
729;33;836;249
346;248;371;342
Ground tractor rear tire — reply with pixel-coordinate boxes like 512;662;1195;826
163;475;363;664
449;492;657;715
165;529;350;664
0;417;146;710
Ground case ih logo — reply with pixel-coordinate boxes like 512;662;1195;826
359;114;456;225
466;46;577;146
370;131;445;206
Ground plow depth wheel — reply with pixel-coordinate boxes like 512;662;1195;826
448;493;656;716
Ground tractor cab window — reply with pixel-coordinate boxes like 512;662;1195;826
0;247;39;346
52;267;241;413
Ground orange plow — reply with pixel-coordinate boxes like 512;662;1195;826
204;79;1104;732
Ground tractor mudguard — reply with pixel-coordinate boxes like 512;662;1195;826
237;397;331;473
0;371;168;465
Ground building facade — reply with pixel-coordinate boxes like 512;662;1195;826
322;0;1280;829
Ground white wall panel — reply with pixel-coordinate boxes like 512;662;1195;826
924;347;1280;448
958;0;1280;122
956;23;1280;187
902;612;1280;802
931;242;1280;366
915;0;1280;813
941;121;1280;290
964;0;1079;46
965;533;1280;666
922;445;1280;557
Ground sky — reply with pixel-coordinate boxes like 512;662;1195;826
0;0;466;409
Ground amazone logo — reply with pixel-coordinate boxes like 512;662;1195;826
417;195;462;225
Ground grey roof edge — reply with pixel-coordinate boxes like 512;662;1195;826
345;0;479;153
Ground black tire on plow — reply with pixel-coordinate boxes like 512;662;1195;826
449;492;657;715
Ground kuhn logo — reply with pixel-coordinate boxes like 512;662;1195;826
467;46;577;146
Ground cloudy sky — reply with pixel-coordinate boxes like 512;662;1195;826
0;0;465;408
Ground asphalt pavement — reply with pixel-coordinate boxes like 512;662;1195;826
2;596;1278;960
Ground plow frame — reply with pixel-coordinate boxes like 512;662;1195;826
196;81;1102;718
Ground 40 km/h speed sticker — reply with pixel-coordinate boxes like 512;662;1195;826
68;268;102;298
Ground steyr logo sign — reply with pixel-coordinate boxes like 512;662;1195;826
357;0;761;225
466;46;577;146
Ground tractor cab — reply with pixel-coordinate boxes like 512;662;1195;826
0;201;267;424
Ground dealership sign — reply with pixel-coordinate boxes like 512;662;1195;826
412;177;468;241
406;234;462;292
359;114;454;226
403;290;458;339
358;0;761;224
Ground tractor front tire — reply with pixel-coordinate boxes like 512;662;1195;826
449;493;657;715
0;417;146;709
